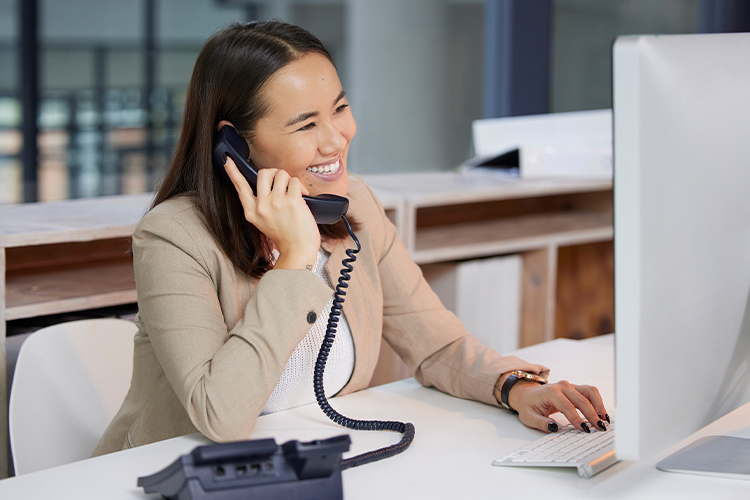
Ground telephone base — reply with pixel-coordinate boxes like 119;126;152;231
138;435;350;500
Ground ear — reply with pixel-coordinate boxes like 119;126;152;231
217;119;234;131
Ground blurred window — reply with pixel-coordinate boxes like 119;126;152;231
550;0;700;112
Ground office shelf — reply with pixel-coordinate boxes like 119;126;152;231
413;211;612;264
364;172;614;346
5;259;136;321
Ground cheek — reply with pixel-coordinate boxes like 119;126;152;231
285;142;316;166
258;142;316;174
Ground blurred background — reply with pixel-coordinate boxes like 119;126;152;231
0;0;746;205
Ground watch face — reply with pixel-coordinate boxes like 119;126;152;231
515;371;547;384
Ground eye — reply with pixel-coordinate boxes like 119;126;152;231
334;103;349;114
297;122;316;132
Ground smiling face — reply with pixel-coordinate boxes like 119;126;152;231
247;52;356;197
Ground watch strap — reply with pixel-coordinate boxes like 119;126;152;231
499;373;520;414
498;371;548;414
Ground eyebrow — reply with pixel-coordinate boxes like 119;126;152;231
285;89;347;127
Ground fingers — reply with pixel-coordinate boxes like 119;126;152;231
223;160;307;226
299;180;311;197
574;384;609;428
223;156;256;209
258;168;301;199
285;175;306;199
514;381;610;434
255;167;277;197
221;160;318;262
556;381;602;432
540;383;588;431
551;381;609;432
522;410;561;434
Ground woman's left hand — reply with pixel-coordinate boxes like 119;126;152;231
499;377;610;433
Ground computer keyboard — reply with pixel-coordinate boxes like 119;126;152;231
492;421;618;478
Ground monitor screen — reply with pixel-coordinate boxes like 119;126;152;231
613;32;750;460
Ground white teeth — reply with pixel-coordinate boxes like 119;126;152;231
307;159;340;175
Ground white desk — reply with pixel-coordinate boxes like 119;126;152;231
1;335;747;499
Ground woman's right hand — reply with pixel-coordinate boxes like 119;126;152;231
224;156;320;270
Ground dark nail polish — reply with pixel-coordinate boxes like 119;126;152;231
581;422;591;433
547;421;559;432
597;420;607;431
604;413;611;424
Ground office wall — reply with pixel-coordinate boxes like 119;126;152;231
347;0;484;174
347;0;448;174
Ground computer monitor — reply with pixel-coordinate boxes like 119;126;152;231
613;32;750;461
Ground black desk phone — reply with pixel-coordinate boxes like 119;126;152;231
211;125;349;225
138;436;351;500
139;125;415;500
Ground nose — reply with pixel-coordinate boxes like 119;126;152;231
318;120;347;156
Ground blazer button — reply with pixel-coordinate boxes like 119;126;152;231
307;311;317;324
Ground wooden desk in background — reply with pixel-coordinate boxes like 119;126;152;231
0;171;612;478
0;193;152;478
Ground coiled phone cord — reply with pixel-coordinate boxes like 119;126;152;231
313;215;416;471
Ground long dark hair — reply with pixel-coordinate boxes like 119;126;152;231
152;21;358;278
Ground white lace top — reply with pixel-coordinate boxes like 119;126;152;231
260;248;355;415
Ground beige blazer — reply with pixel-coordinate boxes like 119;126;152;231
92;177;545;456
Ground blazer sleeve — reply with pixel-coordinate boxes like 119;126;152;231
132;209;333;442
360;184;547;407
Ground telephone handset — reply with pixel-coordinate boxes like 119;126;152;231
212;125;349;225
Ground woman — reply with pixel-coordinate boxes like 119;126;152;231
93;20;607;457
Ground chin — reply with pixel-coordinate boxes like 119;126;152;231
309;175;349;197
335;176;349;196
